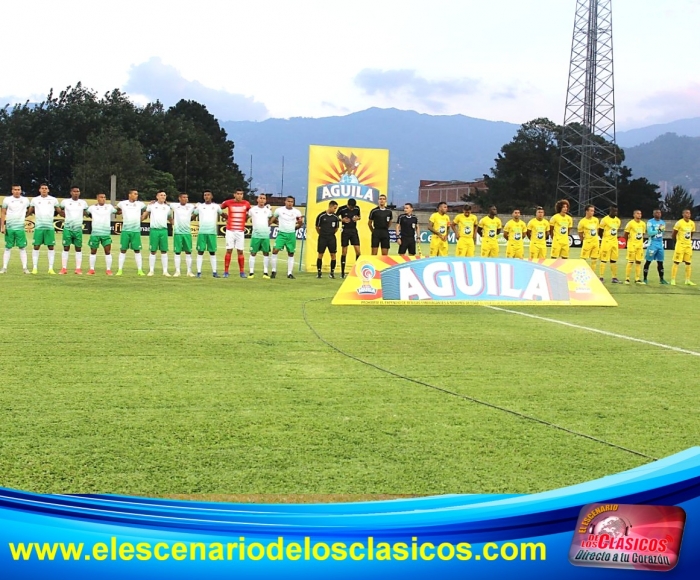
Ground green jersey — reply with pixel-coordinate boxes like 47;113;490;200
170;203;195;235
60;198;88;231
147;202;171;229
87;203;117;236
117;200;146;232
2;196;30;230
248;205;272;239
194;202;221;235
30;195;59;229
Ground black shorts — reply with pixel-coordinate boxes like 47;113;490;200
398;238;416;255
341;230;360;247
317;235;337;254
371;229;390;249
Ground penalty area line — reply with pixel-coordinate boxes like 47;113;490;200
486;306;700;358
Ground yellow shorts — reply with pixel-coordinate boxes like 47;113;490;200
455;239;475;257
529;245;547;260
600;240;619;262
550;239;569;259
506;245;524;259
581;239;600;259
429;238;448;257
481;241;499;258
673;248;692;264
627;245;643;263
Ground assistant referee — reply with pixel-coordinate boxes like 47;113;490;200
368;194;393;256
315;200;340;278
396;202;420;255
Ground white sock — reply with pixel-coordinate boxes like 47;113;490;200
149;254;156;272
62;250;69;268
3;249;10;269
185;254;192;273
47;249;55;270
20;249;27;269
119;253;126;270
161;254;168;273
174;254;181;272
271;254;278;272
32;249;39;268
75;251;82;270
249;255;255;274
209;254;217;273
197;254;203;273
135;253;143;271
105;254;113;271
263;255;269;274
287;256;294;275
89;254;97;269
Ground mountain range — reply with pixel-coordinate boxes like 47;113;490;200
222;109;700;204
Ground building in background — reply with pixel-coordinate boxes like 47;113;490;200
416;179;487;210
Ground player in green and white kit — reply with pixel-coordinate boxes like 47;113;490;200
59;186;88;274
271;196;303;279
29;183;60;274
116;189;146;276
248;193;272;278
194;190;221;277
146;190;172;276
170;192;195;277
86;193;117;275
0;185;31;274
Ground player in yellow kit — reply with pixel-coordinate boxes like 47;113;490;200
623;210;645;284
671;209;696;285
428;201;451;257
478;205;502;258
503;209;528;259
452;204;478;257
577;204;600;271
549;199;573;259
526;206;549;260
598;205;621;283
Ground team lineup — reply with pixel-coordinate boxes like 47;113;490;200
1;186;696;285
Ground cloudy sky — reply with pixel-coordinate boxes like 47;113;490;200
1;0;698;129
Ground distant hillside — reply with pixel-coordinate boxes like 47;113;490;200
617;118;700;148
624;133;700;193
223;108;518;204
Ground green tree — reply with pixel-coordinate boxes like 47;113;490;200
616;167;661;217
662;185;694;219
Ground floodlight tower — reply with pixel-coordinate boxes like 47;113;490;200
556;0;617;215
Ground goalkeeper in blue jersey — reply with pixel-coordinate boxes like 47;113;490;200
643;208;669;284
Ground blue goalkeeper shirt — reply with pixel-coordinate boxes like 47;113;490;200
647;218;665;248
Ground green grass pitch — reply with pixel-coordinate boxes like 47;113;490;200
0;238;698;497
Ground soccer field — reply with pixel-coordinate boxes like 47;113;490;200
0;240;698;499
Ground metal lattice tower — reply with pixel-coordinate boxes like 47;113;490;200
557;0;617;216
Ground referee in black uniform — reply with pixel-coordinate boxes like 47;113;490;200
337;198;361;278
368;194;393;256
315;200;340;278
396;202;420;255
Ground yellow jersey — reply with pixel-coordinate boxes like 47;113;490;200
550;214;573;244
527;218;550;245
624;220;646;246
577;216;600;241
599;215;621;242
429;212;451;237
453;213;478;239
674;219;696;248
478;216;502;242
503;219;528;246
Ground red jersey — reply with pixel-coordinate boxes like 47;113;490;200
220;199;251;231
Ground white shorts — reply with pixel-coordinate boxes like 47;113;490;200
225;230;245;250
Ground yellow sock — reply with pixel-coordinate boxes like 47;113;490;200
599;262;607;276
672;263;679;281
635;263;642;280
591;259;598;272
611;262;618;278
686;265;692;281
625;262;632;279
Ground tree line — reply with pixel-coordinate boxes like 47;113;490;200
0;84;249;201
477;118;694;218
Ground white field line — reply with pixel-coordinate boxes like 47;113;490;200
486;306;700;357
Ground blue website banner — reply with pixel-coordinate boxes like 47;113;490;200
1;448;699;578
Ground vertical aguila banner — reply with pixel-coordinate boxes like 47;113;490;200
304;145;390;273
